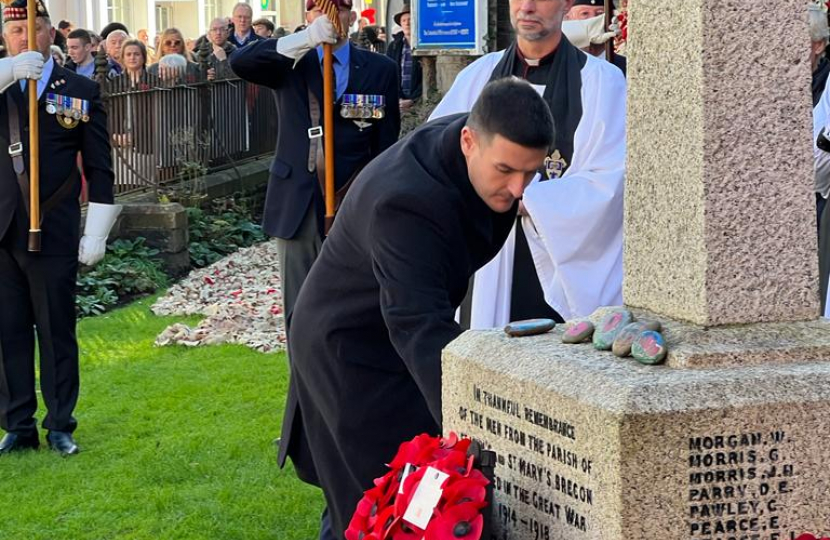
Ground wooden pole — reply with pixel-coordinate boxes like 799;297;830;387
27;0;41;252
323;42;335;234
604;0;613;62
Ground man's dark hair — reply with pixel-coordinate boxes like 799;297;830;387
58;20;73;30
100;22;129;40
252;18;275;32
467;78;555;150
67;28;92;46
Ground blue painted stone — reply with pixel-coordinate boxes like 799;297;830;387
632;331;668;365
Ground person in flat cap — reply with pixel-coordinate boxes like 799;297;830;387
430;0;626;331
386;2;422;111
229;2;399;537
0;0;119;456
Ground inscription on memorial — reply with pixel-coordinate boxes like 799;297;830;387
687;431;797;540
457;385;596;540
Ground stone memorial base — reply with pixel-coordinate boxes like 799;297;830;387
442;310;830;540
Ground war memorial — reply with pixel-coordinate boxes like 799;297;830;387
442;1;830;539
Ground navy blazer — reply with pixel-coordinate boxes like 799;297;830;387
229;40;401;239
0;65;114;255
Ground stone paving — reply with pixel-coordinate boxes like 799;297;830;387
152;240;286;353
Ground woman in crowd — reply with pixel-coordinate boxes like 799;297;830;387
111;39;153;181
149;27;200;83
120;39;149;85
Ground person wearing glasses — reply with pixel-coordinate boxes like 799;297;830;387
206;17;237;80
229;2;264;48
148;28;199;83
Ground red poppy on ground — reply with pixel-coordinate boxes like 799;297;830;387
424;503;484;540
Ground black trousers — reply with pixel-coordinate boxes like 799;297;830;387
0;240;79;434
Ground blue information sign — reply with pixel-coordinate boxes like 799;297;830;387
414;0;480;51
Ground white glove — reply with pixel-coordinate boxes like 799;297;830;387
562;15;617;50
277;15;338;62
79;202;123;266
0;51;45;93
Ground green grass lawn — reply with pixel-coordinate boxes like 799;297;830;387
0;296;323;540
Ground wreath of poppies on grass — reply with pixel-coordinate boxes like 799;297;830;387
795;535;830;540
346;432;490;540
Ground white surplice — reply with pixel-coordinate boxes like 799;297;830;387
430;50;627;328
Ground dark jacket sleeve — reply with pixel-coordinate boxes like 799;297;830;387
228;37;295;89
372;57;400;156
81;82;115;204
370;192;465;426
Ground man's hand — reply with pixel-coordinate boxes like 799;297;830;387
306;16;338;47
212;43;227;61
78;203;123;266
277;15;338;62
0;51;44;93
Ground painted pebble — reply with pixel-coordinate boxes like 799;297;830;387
639;319;662;332
592;309;633;350
632;331;668;365
562;320;595;344
611;322;647;357
504;318;556;337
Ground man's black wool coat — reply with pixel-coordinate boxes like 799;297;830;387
284;113;518;538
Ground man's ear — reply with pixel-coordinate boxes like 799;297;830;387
460;126;477;158
349;11;357;26
50;27;56;44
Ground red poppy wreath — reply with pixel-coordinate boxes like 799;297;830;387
346;432;490;540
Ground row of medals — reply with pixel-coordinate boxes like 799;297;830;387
46;100;90;123
341;95;385;120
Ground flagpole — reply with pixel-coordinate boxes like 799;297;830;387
604;0;613;62
27;0;41;252
323;41;335;235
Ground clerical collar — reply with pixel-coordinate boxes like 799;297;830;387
515;46;557;68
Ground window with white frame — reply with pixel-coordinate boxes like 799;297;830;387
204;0;221;22
106;0;133;27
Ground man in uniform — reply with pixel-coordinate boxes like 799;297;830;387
229;0;399;320
431;0;626;329
0;0;120;455
289;78;554;540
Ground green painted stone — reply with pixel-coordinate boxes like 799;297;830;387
562;320;595;344
592;309;633;350
632;331;668;365
611;322;647;357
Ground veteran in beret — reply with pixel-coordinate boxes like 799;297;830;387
0;0;119;456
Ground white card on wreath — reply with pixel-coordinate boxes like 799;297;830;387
402;466;449;530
